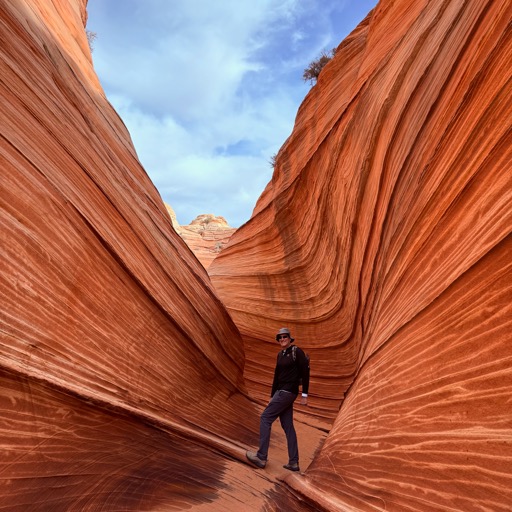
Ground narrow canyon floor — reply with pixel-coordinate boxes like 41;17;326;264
187;408;330;511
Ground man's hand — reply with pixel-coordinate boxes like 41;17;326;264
300;396;308;406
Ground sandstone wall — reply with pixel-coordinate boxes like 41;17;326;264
0;1;259;509
210;0;512;509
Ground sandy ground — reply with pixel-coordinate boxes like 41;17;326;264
186;408;331;512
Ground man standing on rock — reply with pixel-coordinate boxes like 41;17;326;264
246;327;310;472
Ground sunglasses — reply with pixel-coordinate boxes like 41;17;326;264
277;334;289;340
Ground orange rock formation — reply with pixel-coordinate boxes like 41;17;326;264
210;0;512;509
1;1;258;509
166;205;236;269
1;0;511;511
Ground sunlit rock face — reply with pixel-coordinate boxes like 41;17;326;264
1;0;258;508
210;0;512;509
166;206;236;269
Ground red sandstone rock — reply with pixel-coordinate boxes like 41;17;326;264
1;1;259;509
166;206;236;269
210;0;512;509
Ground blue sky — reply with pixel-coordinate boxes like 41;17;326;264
86;1;377;227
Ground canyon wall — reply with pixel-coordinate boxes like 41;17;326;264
0;1;259;510
210;0;512;509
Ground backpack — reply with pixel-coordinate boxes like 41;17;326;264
292;345;310;385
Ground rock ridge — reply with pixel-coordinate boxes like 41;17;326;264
165;205;236;269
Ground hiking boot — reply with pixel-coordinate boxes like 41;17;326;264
283;463;300;472
246;451;266;468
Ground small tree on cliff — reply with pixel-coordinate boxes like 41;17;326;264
86;30;97;52
303;48;337;85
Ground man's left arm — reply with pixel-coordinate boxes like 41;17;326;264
298;348;310;405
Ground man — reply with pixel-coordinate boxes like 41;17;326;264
246;327;310;472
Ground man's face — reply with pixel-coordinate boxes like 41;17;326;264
277;333;291;349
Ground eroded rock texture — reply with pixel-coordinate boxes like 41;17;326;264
166;205;236;269
1;1;259;509
210;0;512;510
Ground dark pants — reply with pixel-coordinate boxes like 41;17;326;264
257;390;298;464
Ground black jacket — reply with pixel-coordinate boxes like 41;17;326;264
271;344;310;397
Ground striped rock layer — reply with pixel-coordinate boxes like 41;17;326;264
166;207;237;269
1;0;511;511
210;0;512;510
1;1;259;510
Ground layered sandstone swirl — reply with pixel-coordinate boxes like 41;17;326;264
1;0;511;510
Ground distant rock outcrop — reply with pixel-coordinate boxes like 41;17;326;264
165;206;236;269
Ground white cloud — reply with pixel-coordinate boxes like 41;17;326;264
87;0;376;226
